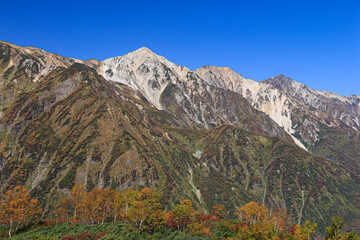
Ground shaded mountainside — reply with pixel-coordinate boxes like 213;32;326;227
0;41;359;233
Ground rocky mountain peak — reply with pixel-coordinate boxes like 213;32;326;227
272;74;288;80
194;67;309;149
261;74;309;96
123;47;161;64
194;65;248;92
100;48;190;109
263;74;360;130
195;65;244;78
131;46;155;54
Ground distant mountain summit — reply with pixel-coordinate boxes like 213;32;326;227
1;41;360;232
100;46;190;110
262;74;360;131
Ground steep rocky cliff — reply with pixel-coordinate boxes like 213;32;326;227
262;74;360;131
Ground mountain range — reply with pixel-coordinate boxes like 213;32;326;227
0;41;359;232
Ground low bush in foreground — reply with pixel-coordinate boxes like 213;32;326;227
5;222;205;240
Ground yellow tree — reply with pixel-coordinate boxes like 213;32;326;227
80;187;98;224
83;187;115;224
139;188;164;231
126;187;164;231
235;201;277;239
166;199;194;232
113;190;126;222
100;188;116;224
79;187;108;224
236;201;269;224
292;220;317;240
69;185;86;220
125;188;139;210
55;197;72;220
69;186;126;225
126;198;146;228
0;186;41;238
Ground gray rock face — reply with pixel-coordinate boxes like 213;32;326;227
194;66;360;147
262;74;360;131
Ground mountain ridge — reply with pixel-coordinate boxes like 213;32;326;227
2;40;358;97
1;41;359;171
262;74;360;131
0;41;360;232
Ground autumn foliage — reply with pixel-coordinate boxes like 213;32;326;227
1;185;359;239
0;186;41;238
56;186;126;225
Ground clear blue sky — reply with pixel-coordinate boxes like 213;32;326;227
1;0;359;95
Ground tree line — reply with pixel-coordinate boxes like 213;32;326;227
0;185;359;239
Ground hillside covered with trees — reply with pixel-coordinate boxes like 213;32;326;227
0;186;358;239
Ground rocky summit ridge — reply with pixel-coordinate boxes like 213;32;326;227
262;74;360;130
0;41;360;232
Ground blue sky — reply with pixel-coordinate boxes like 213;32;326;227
1;0;359;95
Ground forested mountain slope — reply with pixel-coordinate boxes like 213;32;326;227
0;41;359;232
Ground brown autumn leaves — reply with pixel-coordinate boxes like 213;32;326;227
0;185;323;239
